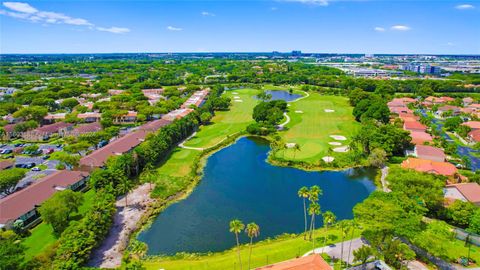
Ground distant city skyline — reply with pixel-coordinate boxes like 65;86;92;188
0;0;479;54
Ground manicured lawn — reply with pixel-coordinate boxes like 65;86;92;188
144;227;360;270
155;148;201;178
276;93;360;163
22;189;96;259
183;88;260;149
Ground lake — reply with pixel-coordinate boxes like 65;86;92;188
138;137;376;255
261;90;303;102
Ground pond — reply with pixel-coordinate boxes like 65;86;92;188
259;90;303;102
138;137;376;255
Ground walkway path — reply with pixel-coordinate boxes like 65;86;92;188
303;237;366;264
88;184;155;269
290;90;310;103
278;112;291;128
178;132;204;151
380;166;391;192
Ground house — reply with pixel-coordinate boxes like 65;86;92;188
114;111;137;124
389;106;413;115
404;121;427;132
0;170;89;229
142;88;164;95
468;130;480;143
401;157;457;177
463;97;474;106
108;89;125;96
181;89;210;108
43;113;67;124
1;124;17;140
255;254;332;270
412;145;446;162
22;122;74;141
79;130;147;171
77;112;102;123
462;121;480;131
162;108;194;121
409;131;433;145
140;119;172;133
444;183;480;206
435;105;461;118
67;122;102;136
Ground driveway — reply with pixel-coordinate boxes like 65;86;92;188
304;237;367;264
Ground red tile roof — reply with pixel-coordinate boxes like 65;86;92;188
255;254;332;270
409;131;433;145
401;157;457;176
35;122;73;133
140;119;172;132
447;183;480;204
0;170;89;225
468;130;480;142
404;121;426;131
463;121;480;130
71;122;102;134
415;145;445;161
0;160;14;170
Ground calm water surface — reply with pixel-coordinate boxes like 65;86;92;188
138;137;376;255
261;90;303;101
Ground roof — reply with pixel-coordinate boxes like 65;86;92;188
415;145;445;160
77;112;101;119
140;119;172;132
468;130;480;142
71;122;102;134
79;130;147;168
3;123;16;133
463;121;480;130
0;170;89;225
409;131;433;145
404;121;426;131
437;105;460;112
35;122;73;133
401;157;457;176
447;183;480;204
255;254;332;270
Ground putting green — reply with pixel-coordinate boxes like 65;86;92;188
183;88;260;149
276;93;359;163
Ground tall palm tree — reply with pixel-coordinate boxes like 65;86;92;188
230;219;245;270
143;163;155;191
347;221;358;267
298;187;309;240
338;220;351;268
308;202;321;251
308;186;322;241
322;211;336;254
293;143;301;159
245;222;260;270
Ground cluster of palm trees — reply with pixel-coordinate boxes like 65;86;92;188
298;186;324;250
229;219;260;270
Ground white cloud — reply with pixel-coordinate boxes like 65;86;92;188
271;7;278;11
455;4;475;10
201;11;215;16
167;26;182;31
391;25;411;31
374;27;385;32
1;2;128;33
281;0;329;6
3;2;37;13
96;26;130;34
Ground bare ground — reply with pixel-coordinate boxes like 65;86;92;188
88;183;156;269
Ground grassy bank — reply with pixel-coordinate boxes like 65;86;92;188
143;227;360;270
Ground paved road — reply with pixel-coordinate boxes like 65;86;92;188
304;237;367;264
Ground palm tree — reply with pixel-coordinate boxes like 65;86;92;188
245;222;260;270
143;163;155;191
308;202;321;251
338;220;351;268
230;219;245;270
347;221;359;267
293;143;301;159
307;186;322;241
298;187;309;240
322;211;336;253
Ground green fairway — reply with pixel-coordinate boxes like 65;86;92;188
155;147;201;178
183;88;260;149
144;227;359;270
22;189;96;259
276;93;359;163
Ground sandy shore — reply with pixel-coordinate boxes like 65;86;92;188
88;183;155;269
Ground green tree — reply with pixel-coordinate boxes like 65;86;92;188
468;209;480;234
353;245;374;264
200;111;213;124
229;219;245;270
448;200;476;228
367;148;387;168
0;168;26;195
298;186;310;240
308;202;321;250
245;222;260;270
322;211;336;253
38;190;84;235
0;238;25;270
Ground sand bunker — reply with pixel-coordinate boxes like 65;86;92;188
329;142;342;146
329;135;347;141
333;146;349;153
234;100;243;102
232;92;238;94
295;110;304;113
322;156;335;163
324;109;335;113
233;96;240;99
285;142;297;149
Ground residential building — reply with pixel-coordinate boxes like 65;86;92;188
22;122;74;141
77;112;102;123
462;121;480;131
412;145;445;162
463;97;474;106
162;108;194;121
401;157;457;177
67;122;102;136
0;170;89;229
468;129;480;143
444;183;480;206
255;254;332;270
108;89;125;96
43;113;67;124
435;105;461;118
409;131;433;145
114;111;137;124
403;121;427;132
181;89;210;109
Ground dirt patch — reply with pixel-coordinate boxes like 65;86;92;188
88;184;156;269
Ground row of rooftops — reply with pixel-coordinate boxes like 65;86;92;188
0;89;210;228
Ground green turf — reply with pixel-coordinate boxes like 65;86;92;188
276;93;360;163
22;189;96;259
144;227;359;270
155;148;201;178
183;88;260;149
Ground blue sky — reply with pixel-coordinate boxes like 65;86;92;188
0;0;479;54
